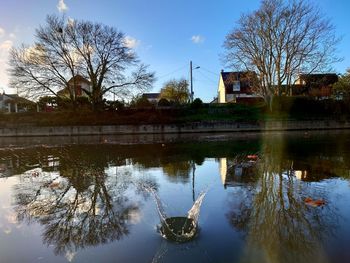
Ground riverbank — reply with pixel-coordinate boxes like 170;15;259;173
1;119;350;137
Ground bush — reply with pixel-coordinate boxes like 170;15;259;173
269;96;350;118
105;100;125;111
38;96;58;112
158;98;171;107
191;98;203;109
130;96;153;108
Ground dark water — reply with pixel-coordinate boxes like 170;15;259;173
0;131;350;263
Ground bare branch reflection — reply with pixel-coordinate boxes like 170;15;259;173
225;134;340;263
12;148;145;256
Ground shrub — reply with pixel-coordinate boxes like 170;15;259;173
130;96;153;108
105;100;125;111
191;98;203;109
158;98;171;107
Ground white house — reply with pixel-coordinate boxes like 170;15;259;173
0;93;34;113
57;75;92;99
218;71;260;103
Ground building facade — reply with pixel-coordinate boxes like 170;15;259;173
218;71;260;103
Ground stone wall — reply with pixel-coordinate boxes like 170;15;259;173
0;120;350;137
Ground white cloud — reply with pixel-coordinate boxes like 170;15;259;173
9;33;16;39
123;36;140;49
191;35;205;44
57;0;68;13
0;27;5;38
0;40;13;90
0;40;13;52
67;18;75;27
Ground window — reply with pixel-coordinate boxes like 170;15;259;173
76;85;82;96
232;81;240;91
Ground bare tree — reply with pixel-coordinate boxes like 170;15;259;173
9;15;155;109
223;0;340;109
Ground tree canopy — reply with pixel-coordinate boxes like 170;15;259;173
332;69;350;100
160;78;190;104
223;0;340;108
9;15;155;109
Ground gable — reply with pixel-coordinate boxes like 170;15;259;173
221;71;256;94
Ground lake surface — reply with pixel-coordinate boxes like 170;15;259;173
0;131;350;263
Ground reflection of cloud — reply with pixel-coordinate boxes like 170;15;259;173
3;226;11;234
6;212;18;224
57;0;68;13
191;35;205;44
0;39;13;88
65;250;76;262
123;36;140;49
0;27;5;38
128;208;141;224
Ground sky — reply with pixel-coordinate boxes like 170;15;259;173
0;0;350;102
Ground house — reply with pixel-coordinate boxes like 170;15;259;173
0;93;34;113
217;71;260;103
57;75;92;99
142;93;161;104
293;73;338;99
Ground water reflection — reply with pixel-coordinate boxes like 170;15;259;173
0;132;349;262
225;134;341;263
13;165;142;256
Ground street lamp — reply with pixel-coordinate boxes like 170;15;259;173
190;61;200;103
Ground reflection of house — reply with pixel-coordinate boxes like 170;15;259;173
218;71;260;103
294;170;308;180
219;158;258;188
292;158;338;181
142;93;160;104
293;73;338;99
0;93;34;113
57;75;92;99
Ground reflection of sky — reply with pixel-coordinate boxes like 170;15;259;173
0;177;20;235
0;144;350;262
0;175;59;261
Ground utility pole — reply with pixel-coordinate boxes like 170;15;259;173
190;61;200;103
190;61;194;103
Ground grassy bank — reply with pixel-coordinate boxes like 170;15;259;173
1;98;350;127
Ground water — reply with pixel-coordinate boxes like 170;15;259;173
141;182;206;242
187;191;206;223
0;131;350;262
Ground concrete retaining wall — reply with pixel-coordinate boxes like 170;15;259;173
0;120;350;137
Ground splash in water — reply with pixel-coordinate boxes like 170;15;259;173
141;183;207;242
146;186;168;224
187;191;206;224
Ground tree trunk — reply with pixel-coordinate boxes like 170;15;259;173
91;89;104;111
266;95;274;112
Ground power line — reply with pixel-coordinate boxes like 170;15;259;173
157;65;188;80
198;66;218;77
196;70;218;84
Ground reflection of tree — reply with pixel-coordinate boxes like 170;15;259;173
13;160;142;256
226;134;339;263
162;161;191;183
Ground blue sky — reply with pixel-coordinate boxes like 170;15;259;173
0;0;349;102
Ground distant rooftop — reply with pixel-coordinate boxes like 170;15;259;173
142;93;160;99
